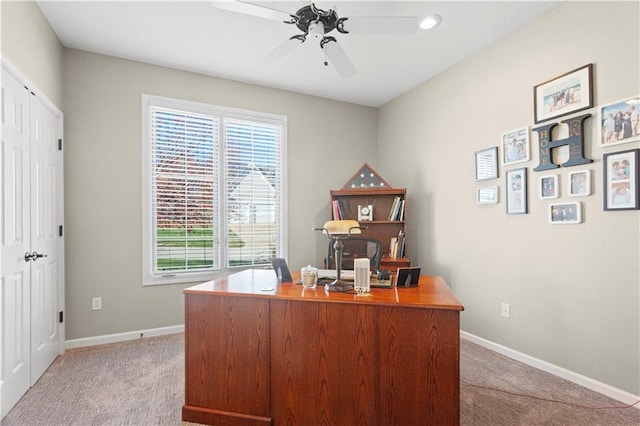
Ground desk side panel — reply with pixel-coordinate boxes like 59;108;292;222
378;307;460;424
183;294;271;421
270;300;379;425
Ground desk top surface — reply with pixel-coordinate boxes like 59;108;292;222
184;269;463;311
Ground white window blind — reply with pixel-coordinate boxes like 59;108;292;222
150;107;218;274
143;95;287;285
224;118;283;267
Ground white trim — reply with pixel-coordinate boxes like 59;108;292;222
65;325;185;350
141;94;288;285
461;331;640;409
1;56;63;118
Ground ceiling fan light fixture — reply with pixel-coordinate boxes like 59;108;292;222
309;21;325;39
419;14;441;30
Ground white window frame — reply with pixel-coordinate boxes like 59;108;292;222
142;94;287;285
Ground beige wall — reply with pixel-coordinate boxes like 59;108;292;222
1;0;63;107
377;1;639;395
62;49;377;340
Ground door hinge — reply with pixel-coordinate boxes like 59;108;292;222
59;225;63;237
59;311;64;323
58;139;63;151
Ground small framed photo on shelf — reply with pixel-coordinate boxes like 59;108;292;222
598;95;640;147
357;204;373;221
549;202;582;224
501;127;530;165
475;146;498;181
539;174;558;199
603;149;639;210
476;186;498;205
534;63;593;124
506;168;527;214
568;170;591;197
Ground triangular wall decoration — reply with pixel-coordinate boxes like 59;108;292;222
341;163;392;190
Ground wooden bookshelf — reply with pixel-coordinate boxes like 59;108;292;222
330;187;410;272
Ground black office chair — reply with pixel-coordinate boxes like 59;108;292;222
326;237;382;273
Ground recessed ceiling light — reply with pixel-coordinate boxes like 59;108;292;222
419;14;442;30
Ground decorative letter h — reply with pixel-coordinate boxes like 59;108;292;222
532;114;593;171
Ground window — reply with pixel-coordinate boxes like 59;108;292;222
142;95;287;285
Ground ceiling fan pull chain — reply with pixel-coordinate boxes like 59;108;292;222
320;36;336;66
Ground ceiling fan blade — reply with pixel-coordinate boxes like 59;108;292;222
341;16;419;35
211;0;291;22
256;38;302;68
325;41;357;78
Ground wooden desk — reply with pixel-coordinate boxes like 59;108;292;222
182;269;464;426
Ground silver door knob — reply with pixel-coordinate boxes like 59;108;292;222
24;251;48;262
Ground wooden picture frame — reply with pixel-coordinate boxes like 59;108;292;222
534;64;593;124
539;174;558;199
475;146;498;181
501;127;530;165
549;202;582;224
603;149;639;210
506;168;527;214
568;169;591;197
476;186;498;205
598;95;640;147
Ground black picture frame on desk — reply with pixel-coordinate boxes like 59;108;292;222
396;267;421;288
271;258;292;282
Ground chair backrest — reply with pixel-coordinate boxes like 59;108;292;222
326;237;382;273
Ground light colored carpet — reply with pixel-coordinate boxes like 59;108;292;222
2;333;638;425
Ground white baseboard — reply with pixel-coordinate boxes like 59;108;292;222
65;325;185;350
461;330;640;409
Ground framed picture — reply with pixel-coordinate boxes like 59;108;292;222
475;147;498;181
549;202;582;224
506;168;527;214
603;149;639;210
476;186;498;205
539;174;558;199
501;127;530;165
534;64;593;124
568;169;591;197
598;95;640;147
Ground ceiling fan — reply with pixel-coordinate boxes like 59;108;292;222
212;1;419;78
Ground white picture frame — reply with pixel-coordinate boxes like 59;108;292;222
476;186;499;205
539;174;558;199
549;202;582;224
568;169;591;197
598;95;640;147
501;127;530;165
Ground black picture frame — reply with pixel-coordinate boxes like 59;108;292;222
271;258;292;282
395;267;421;288
475;146;499;181
534;64;593;124
603;149;639;211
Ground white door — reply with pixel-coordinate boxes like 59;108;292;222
1;65;64;419
1;66;32;418
29;95;61;383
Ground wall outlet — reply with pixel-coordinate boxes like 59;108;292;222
501;302;511;318
92;297;102;311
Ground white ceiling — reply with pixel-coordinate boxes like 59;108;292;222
37;0;562;107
